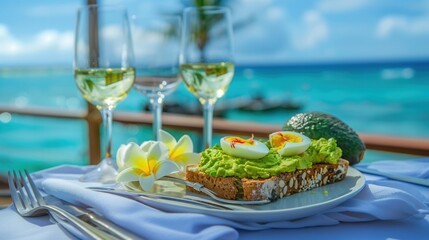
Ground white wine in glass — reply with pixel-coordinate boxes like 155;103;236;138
180;62;234;104
132;16;182;140
75;68;135;107
180;6;235;148
74;5;135;183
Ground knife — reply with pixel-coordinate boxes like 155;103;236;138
87;187;236;210
356;167;429;187
46;196;141;240
49;212;106;240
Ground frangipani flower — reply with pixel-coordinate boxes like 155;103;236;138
116;142;179;192
159;130;200;170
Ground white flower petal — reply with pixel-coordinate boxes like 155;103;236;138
116;144;127;170
158;141;171;154
123;142;146;168
139;174;155;192
116;168;140;182
160;130;177;150
170;135;194;159
154;160;180;179
147;142;169;161
115;133;198;188
173;152;200;166
140;141;157;152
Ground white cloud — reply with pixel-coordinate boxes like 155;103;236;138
266;6;284;21
239;0;272;6
376;15;429;38
0;25;23;55
232;0;273;23
233;2;289;63
34;30;71;50
292;11;329;50
132;26;164;58
318;0;369;13
130;18;181;67
0;24;73;65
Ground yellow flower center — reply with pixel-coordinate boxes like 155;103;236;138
133;156;160;176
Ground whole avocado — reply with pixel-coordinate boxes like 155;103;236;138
283;112;366;165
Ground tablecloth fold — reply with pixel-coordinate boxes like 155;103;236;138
34;159;429;240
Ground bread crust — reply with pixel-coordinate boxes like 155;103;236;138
186;159;349;201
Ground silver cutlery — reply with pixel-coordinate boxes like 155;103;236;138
48;198;141;240
89;176;270;208
8;170;110;240
356;166;429;187
161;176;271;205
87;187;235;210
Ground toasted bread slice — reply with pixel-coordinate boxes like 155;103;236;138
186;159;349;201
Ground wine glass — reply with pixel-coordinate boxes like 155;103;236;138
74;5;135;183
180;6;235;148
132;16;182;141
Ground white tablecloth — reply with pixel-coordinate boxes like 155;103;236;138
1;158;428;240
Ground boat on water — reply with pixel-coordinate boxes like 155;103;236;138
231;95;302;112
144;94;303;117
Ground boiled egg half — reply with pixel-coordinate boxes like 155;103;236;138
269;131;311;156
220;135;269;159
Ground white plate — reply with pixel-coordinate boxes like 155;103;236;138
132;167;366;222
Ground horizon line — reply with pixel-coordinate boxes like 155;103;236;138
0;58;428;69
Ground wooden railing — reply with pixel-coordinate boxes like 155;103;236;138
1;105;429;165
0;174;8;206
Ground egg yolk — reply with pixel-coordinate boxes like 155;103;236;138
271;132;303;149
225;135;255;148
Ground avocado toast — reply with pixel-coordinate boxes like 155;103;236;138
186;132;350;201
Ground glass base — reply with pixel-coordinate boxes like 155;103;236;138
79;158;118;183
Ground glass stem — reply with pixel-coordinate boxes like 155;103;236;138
203;102;214;149
150;96;163;141
101;108;113;163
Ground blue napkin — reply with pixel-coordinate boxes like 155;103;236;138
35;159;429;240
357;159;429;178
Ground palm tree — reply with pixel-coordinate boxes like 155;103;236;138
182;0;226;61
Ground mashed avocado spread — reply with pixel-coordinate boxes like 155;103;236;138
199;138;342;179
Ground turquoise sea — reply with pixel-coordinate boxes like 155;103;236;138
1;61;429;174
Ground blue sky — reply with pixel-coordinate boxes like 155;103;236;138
0;0;429;66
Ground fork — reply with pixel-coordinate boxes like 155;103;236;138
161;176;271;205
7;170;110;240
87;186;236;210
90;176;271;207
